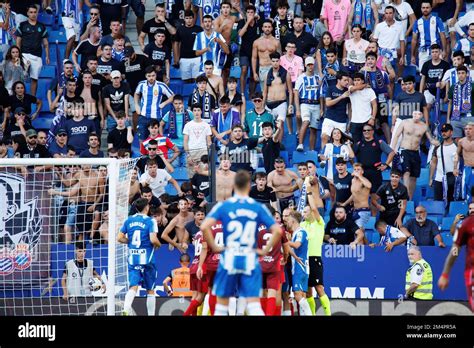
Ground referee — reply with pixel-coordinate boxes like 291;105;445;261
301;176;332;315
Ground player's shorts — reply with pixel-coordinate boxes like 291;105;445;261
262;271;281;291
400;149;421;178
321;118;347;137
180;57;201;80
364;168;382;194
465;269;474;312
190;273;209;293
308;256;324;287
267;100;287;123
423;90;436;105
300;103;321;129
212;263;262;298
352;207;371;229
61;17;81;41
23;53;43;80
282;260;292;292
292;270;309;292
128;263;157;290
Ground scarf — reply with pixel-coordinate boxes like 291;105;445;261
255;0;271;19
274;14;292;40
452;79;472;121
192;89;212;121
364;69;386;94
353;0;373;31
167;108;191;139
296;183;307;213
454;158;465;201
47;97;67;147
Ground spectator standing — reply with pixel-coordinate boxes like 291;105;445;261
453;123;474;201
373;169;408;228
139;4;176;54
64;98;97;154
225;77;245;118
447;66;474;140
73;25;101;72
96;43;123;80
404;206;445;247
5;81;42;126
320;0;351;46
333;158;352;206
76;71;103;133
95;0;128;36
123;46;149;94
315;31;337;77
279;40;303;85
347;0;378;39
140;119;180;164
319;128;354;181
244;92;273;139
371;220;410;251
136;139;174;174
1;46;29;94
107;111;133;151
79;133;104;158
144;30;171;84
249;172;279;211
260;121;281;174
15;5;49;96
61;0;82;60
17;129;51;159
139;159;182;198
160;94;194;150
48;129;69;158
99;20;132;48
210;96;240;150
282;16;318;58
226;124;259;173
188;75;217;124
342;25;370;74
273;1;293;46
79;5;103;41
102;70;131;132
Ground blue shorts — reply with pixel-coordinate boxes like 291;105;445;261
212;262;262;298
292;270;308;292
352;208;371;229
128;263;157;290
128;0;145;17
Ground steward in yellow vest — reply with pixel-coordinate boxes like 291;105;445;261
405;246;433;300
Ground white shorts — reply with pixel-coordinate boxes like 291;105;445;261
390;117;403;151
180;57;201;80
14;13;28;25
443;19;456;34
62;17;81;41
300;103;321;129
321;118;347;137
423;90;436;105
267;101;287;123
418;50;431;70
23;53;43;80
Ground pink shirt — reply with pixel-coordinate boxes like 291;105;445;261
321;0;351;41
280;55;304;83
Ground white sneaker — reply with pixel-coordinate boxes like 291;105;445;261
296;144;304;152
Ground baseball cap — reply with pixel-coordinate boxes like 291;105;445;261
14;107;26;114
57;128;67;135
110;70;121;79
25;129;37;138
305;57;315;66
335;157;347;165
440;123;453;132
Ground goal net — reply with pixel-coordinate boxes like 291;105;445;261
0;157;137;316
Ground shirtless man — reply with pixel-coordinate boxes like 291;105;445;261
267;157;299;212
204;60;225;101
48;165;105;240
216;158;236;201
79;70;104;132
213;1;238;86
263;52;293;142
391;110;440;199
161;199;195;253
454;123;474;201
252;19;281;93
341;163;372;232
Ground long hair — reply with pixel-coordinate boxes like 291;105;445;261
5;45;26;70
317;31;336;51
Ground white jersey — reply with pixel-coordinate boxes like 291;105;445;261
65;259;94;296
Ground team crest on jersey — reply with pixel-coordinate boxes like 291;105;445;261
0;173;43;273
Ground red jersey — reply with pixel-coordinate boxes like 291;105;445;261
455;215;474;272
205;222;223;272
257;224;286;273
140;134;175;158
189;231;204;275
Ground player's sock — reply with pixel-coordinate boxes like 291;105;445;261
298;298;312;316
306;296;316;315
319;295;332;316
202;294;210;316
275;305;282;316
184;299;200;316
283;309;292;316
266;297;276;316
214;303;229;316
208;294;217;316
146;294;156;316
197;303;204;316
260;298;268;313
246;301;264;316
290;301;294;316
237;297;247;315
123;289;136;314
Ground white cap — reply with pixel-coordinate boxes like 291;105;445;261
305;57;315;66
110;70;121;79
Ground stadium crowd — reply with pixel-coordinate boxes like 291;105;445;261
1;0;474;315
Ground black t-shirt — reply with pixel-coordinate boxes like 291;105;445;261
185;221;200;238
262;137;280;174
376;182;409;215
144;42;171;69
353;138;392;170
129;196;161;215
18;144;51;159
282;31;318;58
102;82;131;113
191;173;210;196
273;17;293;44
333;173;352;204
325;218;359;245
325;85;349;123
228;138;259;172
79;149;105;158
174;24;203;59
394;91;427;120
74;39;100;70
96;0;128;23
420;60;450;97
3;123;32;142
124;54;150;92
107;127;132;150
90;72;108;90
8;94;37;116
136;155;166;174
142;19;172;50
97;57;123;77
249;185;277;204
227;92;243;107
17;21;48;57
236;19;262;58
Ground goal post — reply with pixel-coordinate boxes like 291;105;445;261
0;157;136;316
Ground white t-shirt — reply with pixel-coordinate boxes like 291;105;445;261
373;21;405;57
182;120;212;152
345;38;370;64
349;87;377;123
434;143;457;182
392;2;414;36
139;169;172;198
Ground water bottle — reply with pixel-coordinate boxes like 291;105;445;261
406;236;415;250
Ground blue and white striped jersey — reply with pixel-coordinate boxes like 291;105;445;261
135;80;174;119
193;30;227;71
120;213;158;266
62;0;81;22
295;73;321;101
454;38;474;59
0;8;15;45
413;15;445;50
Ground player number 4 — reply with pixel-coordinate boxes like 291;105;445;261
131;230;141;248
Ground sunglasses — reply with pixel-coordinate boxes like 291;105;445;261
253;99;262;102
58;133;67;137
148;148;157;151
17;113;26;116
28;135;37;139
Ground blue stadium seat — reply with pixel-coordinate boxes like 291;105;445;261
427;215;442;224
279;151;289;166
420;200;445;217
169;80;182;95
417;168;430;186
283;135;296;154
370;231;380;244
441;217;453;233
441;232;453;247
165;183;178;195
405;200;415;217
412;187;423;206
32;112;54;130
171;167;189;181
292;150;318;165
382;170;390;181
364;216;376;232
182;83;195;97
38;12;55;26
49;30;68;44
230;66;241;78
169;66;180;79
37;79;52;105
448;201;468;217
255;167;266;173
317;167;325;177
39;65;57;79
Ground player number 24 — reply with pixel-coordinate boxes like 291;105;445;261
227;221;257;247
